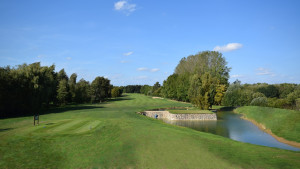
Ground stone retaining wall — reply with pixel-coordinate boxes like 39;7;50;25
140;111;217;120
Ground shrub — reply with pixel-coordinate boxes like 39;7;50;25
250;97;268;106
267;98;289;109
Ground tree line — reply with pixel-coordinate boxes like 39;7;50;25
135;50;299;111
122;51;230;110
0;62;122;118
222;80;300;110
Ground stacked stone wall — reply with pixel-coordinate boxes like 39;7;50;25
141;111;217;120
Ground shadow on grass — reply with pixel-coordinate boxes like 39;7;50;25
1;95;132;119
43;105;103;115
108;97;134;102
0;128;13;132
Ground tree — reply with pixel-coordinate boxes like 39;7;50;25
0;62;116;118
90;77;111;103
0;63;58;118
175;51;230;84
140;85;152;95
176;74;190;101
257;85;279;98
69;73;77;102
214;84;226;105
189;72;214;109
75;79;91;103
222;80;242;106
163;51;230;109
57;79;69;105
111;87;120;98
123;85;142;93
250;97;268;107
287;88;300;108
57;69;69;82
152;82;161;96
161;74;178;99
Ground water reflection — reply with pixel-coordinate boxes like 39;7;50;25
162;111;300;151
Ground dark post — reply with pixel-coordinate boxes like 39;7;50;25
34;114;39;126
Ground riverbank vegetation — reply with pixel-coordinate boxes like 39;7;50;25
1;94;299;168
235;106;300;143
222;80;300;110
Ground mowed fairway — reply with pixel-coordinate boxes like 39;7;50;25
0;94;299;168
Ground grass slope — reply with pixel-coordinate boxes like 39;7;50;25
235;106;300;143
0;94;299;168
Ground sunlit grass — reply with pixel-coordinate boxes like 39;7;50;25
0;94;299;168
235;106;300;142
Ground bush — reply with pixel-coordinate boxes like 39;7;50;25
267;98;289;109
250;97;268;106
252;92;266;98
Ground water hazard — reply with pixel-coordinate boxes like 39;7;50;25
162;110;300;151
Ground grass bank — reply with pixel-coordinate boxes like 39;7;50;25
0;94;299;168
235;106;300;146
168;107;213;114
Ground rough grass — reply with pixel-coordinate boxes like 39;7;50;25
0;94;299;168
235;106;300;143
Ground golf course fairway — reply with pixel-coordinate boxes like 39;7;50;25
0;94;299;168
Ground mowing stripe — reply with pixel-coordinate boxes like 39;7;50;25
74;120;101;133
51;120;84;133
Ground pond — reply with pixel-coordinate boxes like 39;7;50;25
162;109;300;151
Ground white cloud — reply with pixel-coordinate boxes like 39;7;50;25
213;43;243;52
137;67;148;71
120;60;129;63
114;1;136;15
114;1;126;10
231;74;243;78
123;51;133;56
66;57;72;60
137;67;160;72
256;67;275;76
150;68;160;72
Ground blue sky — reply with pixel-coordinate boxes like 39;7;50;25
0;0;299;86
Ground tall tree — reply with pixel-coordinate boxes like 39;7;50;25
90;76;111;103
162;51;230;109
57;79;69;105
69;73;77;102
75;78;91;103
57;69;69;82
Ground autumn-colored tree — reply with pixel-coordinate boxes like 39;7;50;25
214;84;226;105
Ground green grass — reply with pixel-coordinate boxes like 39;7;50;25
0;94;299;168
212;105;225;110
235;106;300;143
169;109;213;114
